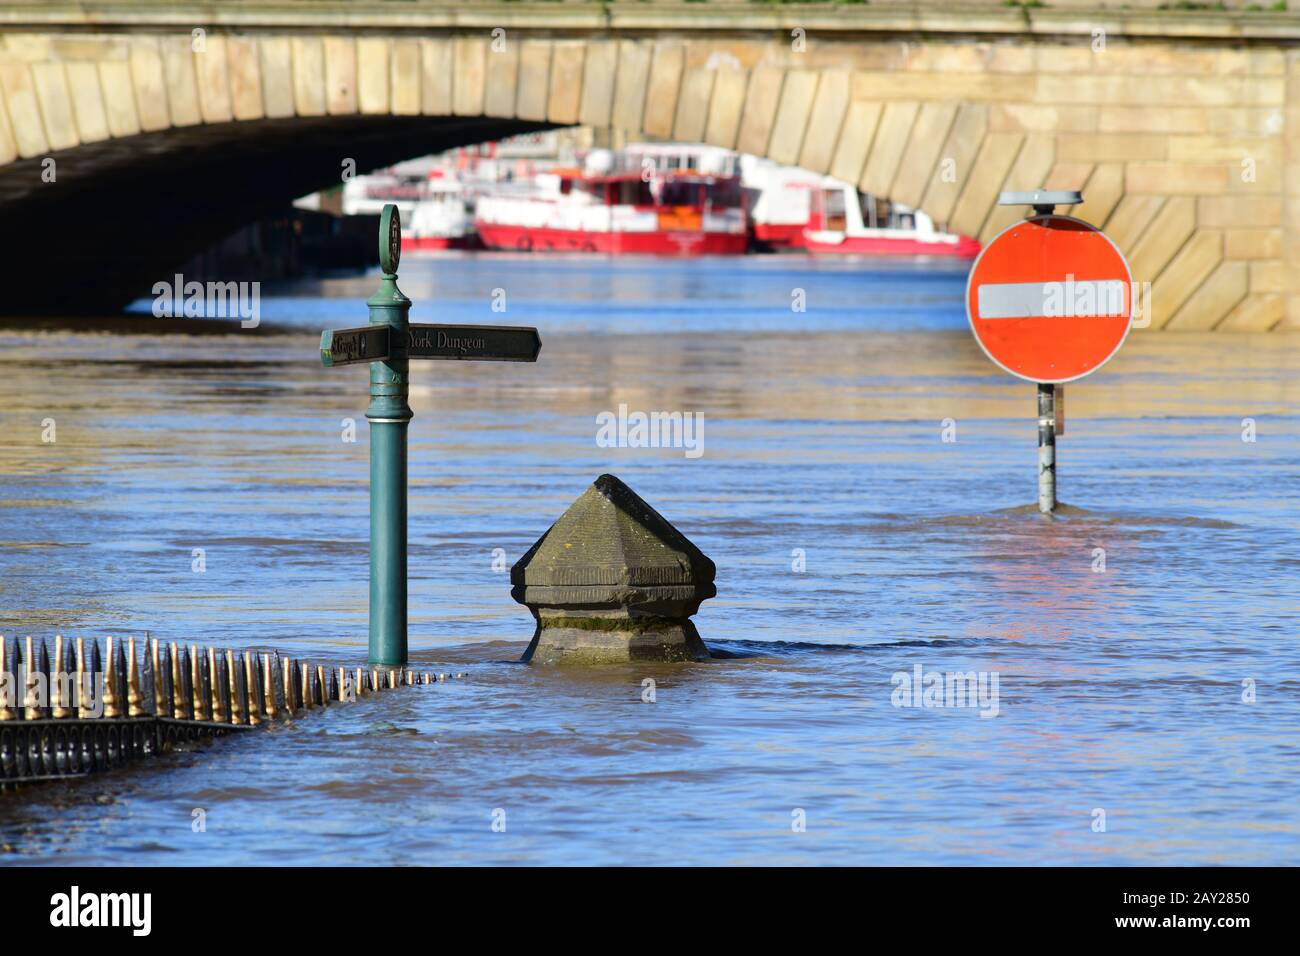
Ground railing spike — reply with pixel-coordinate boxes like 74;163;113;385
0;636;14;721
197;647;212;723
261;653;279;721
213;649;230;725
175;644;192;720
281;655;296;715
230;650;246;726
102;637;122;719
51;635;69;719
189;644;203;720
115;638;129;718
76;637;90;719
136;637;153;717
151;639;167;717
127;636;147;717
158;642;174;720
64;637;78;716
245;651;262;726
22;636;38;719
91;637;102;716
272;654;286;716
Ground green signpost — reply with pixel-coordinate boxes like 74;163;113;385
320;204;541;670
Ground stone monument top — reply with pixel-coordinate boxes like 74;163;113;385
512;474;716;663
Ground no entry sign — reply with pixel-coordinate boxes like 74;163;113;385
966;215;1133;383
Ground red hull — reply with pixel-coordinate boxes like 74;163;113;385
401;235;481;251
753;222;807;249
475;222;747;256
803;232;981;259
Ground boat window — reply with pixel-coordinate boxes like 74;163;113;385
825;188;847;231
660;180;704;207
863;194;892;230
868;195;889;228
707;178;741;208
614;179;654;205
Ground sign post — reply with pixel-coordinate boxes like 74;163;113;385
1037;381;1056;513
320;205;541;670
966;190;1134;514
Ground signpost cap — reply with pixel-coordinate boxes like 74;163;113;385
998;190;1082;210
379;203;401;275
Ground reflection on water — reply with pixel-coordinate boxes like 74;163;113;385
1;254;1298;865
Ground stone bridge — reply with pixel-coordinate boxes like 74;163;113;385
1;1;1297;329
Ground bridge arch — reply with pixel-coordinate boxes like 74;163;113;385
0;10;1291;330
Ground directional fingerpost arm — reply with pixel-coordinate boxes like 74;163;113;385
320;325;393;367
407;324;541;363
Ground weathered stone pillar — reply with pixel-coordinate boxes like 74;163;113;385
511;474;715;664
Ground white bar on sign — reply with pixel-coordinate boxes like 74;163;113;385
977;280;1128;319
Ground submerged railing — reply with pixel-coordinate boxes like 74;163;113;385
0;635;449;789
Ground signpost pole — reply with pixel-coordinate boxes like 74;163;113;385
319;206;540;670
366;207;412;670
1037;382;1056;514
1026;194;1063;515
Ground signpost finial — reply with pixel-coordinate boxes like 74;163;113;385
380;203;401;276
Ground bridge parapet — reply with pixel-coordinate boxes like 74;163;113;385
0;2;1296;328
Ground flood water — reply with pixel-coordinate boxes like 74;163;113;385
0;253;1297;865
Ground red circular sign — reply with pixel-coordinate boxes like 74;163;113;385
966;215;1133;383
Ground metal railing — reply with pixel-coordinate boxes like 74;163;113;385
0;635;449;789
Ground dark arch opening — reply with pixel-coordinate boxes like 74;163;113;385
0;115;557;315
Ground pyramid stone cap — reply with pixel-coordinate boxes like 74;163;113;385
511;475;716;611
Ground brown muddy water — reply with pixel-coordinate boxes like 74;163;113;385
0;254;1297;865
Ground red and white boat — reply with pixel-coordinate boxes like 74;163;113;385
803;177;980;258
742;157;823;249
401;172;479;251
474;150;748;255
